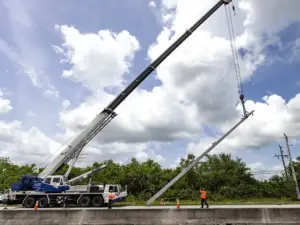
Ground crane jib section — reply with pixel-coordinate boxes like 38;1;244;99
39;109;117;179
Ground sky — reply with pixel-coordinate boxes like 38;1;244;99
0;0;300;180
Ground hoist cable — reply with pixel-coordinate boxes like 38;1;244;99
225;3;248;118
225;6;240;95
224;5;243;96
228;5;243;95
225;5;241;95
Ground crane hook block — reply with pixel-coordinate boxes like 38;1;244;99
223;0;232;4
239;94;244;101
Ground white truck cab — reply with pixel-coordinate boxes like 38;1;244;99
102;184;127;204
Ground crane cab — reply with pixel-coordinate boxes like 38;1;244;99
44;175;65;187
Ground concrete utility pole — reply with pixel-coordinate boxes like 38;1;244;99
274;144;289;180
146;110;254;206
284;133;300;200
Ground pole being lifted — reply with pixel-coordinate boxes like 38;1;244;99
146;110;254;206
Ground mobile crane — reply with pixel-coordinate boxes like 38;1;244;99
1;0;250;208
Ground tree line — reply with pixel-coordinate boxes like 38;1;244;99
0;153;299;201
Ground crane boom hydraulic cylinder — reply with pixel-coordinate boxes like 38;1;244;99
146;110;254;206
39;0;232;180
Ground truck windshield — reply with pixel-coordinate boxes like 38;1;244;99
118;185;124;192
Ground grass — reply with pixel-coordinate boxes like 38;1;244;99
4;197;300;208
114;197;300;206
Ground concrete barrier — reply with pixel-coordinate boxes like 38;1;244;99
1;207;300;225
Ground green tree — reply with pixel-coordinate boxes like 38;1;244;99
0;153;298;201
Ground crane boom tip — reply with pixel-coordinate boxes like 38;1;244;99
223;0;232;4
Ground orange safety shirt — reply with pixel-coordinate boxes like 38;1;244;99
200;190;206;199
109;192;115;200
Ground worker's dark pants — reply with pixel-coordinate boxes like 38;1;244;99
108;200;112;209
201;198;209;208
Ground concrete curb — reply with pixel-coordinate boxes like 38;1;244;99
1;207;300;225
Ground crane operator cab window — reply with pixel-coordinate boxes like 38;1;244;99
44;177;51;184
52;177;64;186
44;176;64;186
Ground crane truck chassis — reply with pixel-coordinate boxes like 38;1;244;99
0;166;128;208
1;182;127;208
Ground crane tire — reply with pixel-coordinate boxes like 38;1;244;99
79;196;91;207
24;197;35;208
38;197;48;208
92;196;104;207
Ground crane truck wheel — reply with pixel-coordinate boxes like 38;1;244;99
38;197;48;208
78;196;91;207
92;196;104;207
23;197;35;208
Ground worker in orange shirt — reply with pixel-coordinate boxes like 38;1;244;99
108;191;115;209
200;188;209;208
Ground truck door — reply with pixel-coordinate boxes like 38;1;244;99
117;185;127;199
108;185;119;203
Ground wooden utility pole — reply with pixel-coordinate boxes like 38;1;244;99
274;144;289;179
284;133;300;200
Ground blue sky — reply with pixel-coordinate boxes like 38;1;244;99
0;0;300;180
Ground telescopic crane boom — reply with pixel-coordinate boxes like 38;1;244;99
39;0;232;180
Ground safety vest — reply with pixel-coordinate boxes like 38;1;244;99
200;190;206;199
109;192;114;200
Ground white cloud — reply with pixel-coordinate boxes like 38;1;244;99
238;0;300;33
44;88;60;99
249;162;283;180
23;67;41;87
54;25;140;92
187;93;300;156
0;120;60;165
58;88;200;144
61;100;71;110
0;90;12;115
293;38;300;59
148;1;156;8
0;109;164;167
144;0;300;156
26;111;36;117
